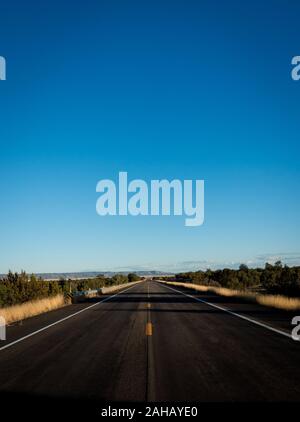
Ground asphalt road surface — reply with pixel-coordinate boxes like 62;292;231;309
0;280;300;405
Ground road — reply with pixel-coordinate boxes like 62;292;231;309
0;280;300;406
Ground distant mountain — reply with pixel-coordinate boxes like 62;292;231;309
0;270;173;280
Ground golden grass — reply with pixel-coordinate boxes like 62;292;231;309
161;281;300;311
0;294;67;325
256;294;300;311
100;280;142;295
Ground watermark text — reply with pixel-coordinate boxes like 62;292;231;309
0;316;6;341
291;56;300;81
292;316;300;341
0;56;6;80
96;172;204;227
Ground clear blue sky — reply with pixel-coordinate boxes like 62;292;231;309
0;0;299;273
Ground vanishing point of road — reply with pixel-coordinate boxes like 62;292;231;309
0;280;300;403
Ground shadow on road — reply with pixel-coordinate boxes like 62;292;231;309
87;288;298;328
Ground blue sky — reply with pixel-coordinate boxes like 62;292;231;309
0;0;299;273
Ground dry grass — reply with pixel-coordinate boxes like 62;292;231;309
0;294;67;325
161;281;300;311
256;294;300;311
100;280;142;295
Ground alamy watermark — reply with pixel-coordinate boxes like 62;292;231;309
0;56;6;80
96;172;204;227
292;316;300;341
291;56;300;81
0;316;6;341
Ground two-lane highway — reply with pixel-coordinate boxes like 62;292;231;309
0;280;300;403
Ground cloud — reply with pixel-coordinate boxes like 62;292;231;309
253;253;300;266
111;253;300;273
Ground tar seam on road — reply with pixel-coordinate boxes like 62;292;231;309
0;282;143;352
158;282;293;340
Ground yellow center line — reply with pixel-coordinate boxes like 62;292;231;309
145;282;152;335
146;322;153;336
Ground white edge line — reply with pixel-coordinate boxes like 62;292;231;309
157;282;293;340
0;282;143;352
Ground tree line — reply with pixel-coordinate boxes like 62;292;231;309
0;271;140;307
163;261;300;297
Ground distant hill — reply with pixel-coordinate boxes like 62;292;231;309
0;270;174;280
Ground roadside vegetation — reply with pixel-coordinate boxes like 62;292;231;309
1;295;66;325
0;271;140;308
161;261;300;296
160;281;300;311
0;271;140;323
159;261;300;311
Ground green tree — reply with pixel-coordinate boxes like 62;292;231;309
128;273;139;283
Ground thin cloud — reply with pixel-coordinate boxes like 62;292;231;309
110;253;300;273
